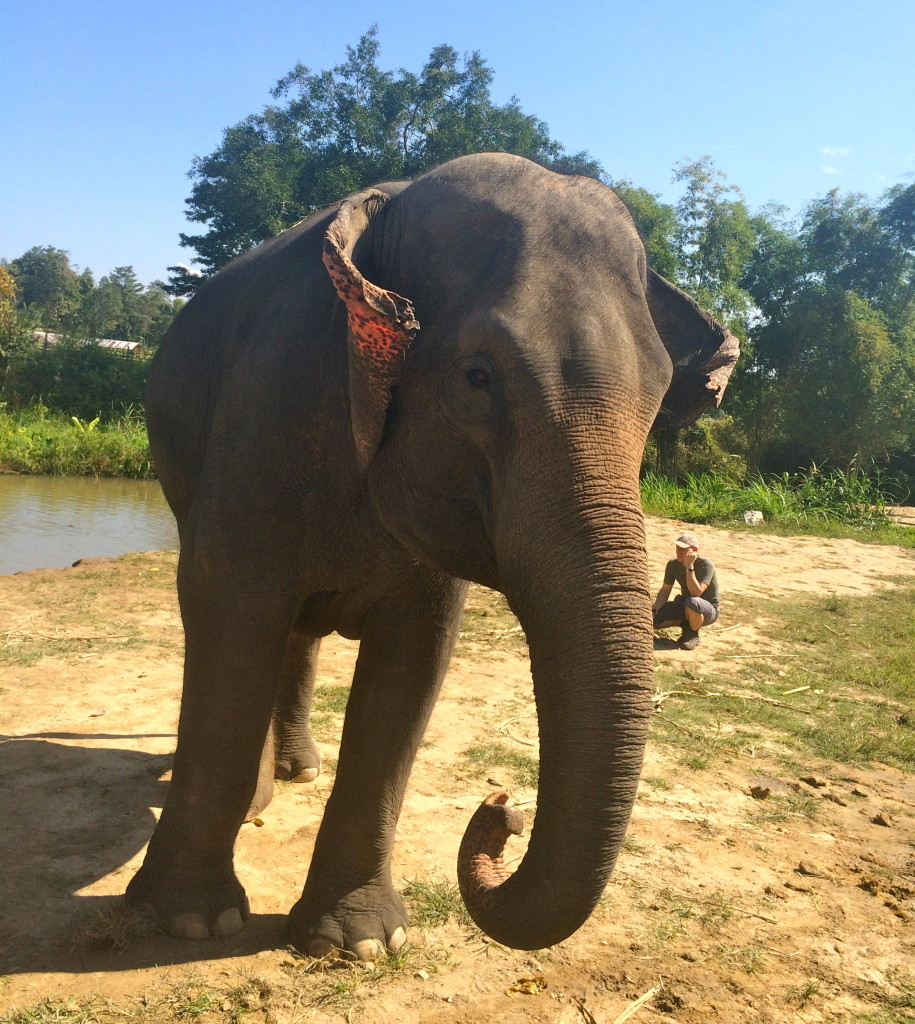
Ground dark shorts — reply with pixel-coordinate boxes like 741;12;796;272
653;594;719;629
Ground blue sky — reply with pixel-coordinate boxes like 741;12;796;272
2;0;912;286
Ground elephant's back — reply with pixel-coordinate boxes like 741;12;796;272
146;209;340;526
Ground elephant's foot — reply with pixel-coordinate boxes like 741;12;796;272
126;862;250;940
275;752;320;784
275;734;321;784
288;880;408;961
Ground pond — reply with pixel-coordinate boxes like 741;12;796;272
0;475;179;575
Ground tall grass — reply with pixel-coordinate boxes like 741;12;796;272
641;466;908;533
0;404;152;477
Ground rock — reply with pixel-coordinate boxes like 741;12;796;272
800;775;828;788
824;793;848;806
749;774;798;796
785;880;814;893
860;852;891;869
871;813;893;827
797;860;830;878
750;785;771;800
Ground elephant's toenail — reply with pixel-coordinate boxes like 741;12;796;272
293;768;319;783
214;908;244;937
171;913;209;940
389;927;407;952
306;936;338;959
353;938;385;961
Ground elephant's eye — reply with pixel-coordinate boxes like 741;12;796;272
443;356;498;427
465;367;490;389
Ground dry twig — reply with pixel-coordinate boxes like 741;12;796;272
653;686;810;713
619;876;778;924
2;623;130;645
610;985;662;1023
497;712;537;747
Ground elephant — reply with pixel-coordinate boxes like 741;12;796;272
126;152;738;959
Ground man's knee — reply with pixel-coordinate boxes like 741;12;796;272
683;605;704;629
653;600;684;628
684;597;717;627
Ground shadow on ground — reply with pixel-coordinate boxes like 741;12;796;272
652;636;681;651
0;739;287;975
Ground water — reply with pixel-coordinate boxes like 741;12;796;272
0;475;179;575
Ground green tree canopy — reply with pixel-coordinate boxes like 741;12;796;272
169;27;604;292
673;157;758;336
3;244;179;348
0;267;40;380
739;182;915;474
7;246;82;328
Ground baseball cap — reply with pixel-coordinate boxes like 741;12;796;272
675;533;699;548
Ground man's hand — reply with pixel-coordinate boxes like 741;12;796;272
682;549;698;570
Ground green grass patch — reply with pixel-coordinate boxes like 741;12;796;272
456;587;528;656
651;586;915;772
312;685;350;714
462;740;539;787
308;713;338;742
311;685;350;714
0;405;152;477
0;971;275;1024
0;626;143;667
640;468;915;547
401;877;471;928
629;883;736;950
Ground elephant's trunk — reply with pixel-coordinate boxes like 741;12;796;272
457;449;654;950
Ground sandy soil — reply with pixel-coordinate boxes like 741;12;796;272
1;518;914;1023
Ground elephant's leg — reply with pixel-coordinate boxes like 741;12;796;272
274;633;323;782
126;561;296;939
247;633;323;821
288;574;468;960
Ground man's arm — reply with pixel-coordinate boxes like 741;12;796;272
681;552;709;597
651;583;673;612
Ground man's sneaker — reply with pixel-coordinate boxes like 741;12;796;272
677;628;701;650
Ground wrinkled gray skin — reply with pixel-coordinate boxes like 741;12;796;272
126;153;737;958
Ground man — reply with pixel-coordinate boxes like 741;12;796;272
651;532;719;650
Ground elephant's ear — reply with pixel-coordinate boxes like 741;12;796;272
323;189;420;467
646;268;740;430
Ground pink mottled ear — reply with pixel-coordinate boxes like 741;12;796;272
646;268;740;430
323;190;419;467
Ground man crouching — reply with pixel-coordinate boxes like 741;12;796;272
652;533;720;650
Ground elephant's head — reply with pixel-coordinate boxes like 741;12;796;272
322;154;738;949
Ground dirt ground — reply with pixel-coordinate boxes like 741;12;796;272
1;517;914;1023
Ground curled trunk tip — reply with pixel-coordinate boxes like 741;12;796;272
457;791;524;909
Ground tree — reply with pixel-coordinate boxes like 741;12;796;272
673;157;757;335
75;274;122;341
740;183;915;475
170;28;604;292
756;288;909;467
0;267;39;384
7;246;82;328
634;158;758;477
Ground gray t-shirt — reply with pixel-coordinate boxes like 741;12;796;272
664;557;720;610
